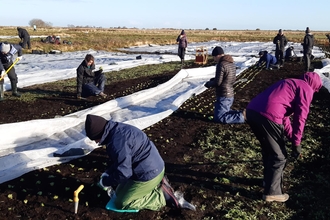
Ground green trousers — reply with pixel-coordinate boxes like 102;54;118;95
115;169;166;211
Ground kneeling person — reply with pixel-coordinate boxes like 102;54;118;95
85;114;196;211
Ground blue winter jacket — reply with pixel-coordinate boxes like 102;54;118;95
257;52;277;69
100;120;164;187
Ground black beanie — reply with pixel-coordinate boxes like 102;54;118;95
85;114;107;140
306;27;310;33
212;46;224;56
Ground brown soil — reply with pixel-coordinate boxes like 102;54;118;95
0;57;328;220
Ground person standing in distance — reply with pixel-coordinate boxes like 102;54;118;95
17;27;31;49
301;27;314;72
176;30;188;67
273;29;288;67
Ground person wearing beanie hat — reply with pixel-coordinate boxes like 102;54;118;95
0;42;23;101
301;27;314;72
176;29;188;67
245;72;322;202
273;29;288;67
17;27;31;49
76;54;107;99
256;50;278;70
85;114;195;211
203;46;245;124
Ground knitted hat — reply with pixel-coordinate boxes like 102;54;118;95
212;46;224;56
85;114;107;140
258;51;264;56
0;43;10;54
305;27;310;33
279;29;283;34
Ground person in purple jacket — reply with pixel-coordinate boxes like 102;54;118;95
84;114;195;211
256;51;279;70
176;30;188;66
244;72;322;202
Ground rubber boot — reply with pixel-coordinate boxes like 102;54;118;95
181;59;184;68
11;81;21;97
0;84;4;101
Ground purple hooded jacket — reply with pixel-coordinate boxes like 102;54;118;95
247;72;322;146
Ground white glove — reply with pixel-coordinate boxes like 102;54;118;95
1;70;5;78
17;56;22;61
98;172;110;189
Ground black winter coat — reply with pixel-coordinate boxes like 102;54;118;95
76;60;96;96
273;34;288;51
208;55;236;98
17;28;30;41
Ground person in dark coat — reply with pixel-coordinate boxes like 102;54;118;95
273;29;288;67
17;27;31;49
301;27;314;72
204;46;245;124
176;30;188;66
256;51;278;70
245;72;322;202
285;46;295;61
84;114;195;211
0;42;23;100
76;54;107;99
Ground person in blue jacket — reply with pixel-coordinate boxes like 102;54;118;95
84;114;195;211
0;42;23;100
256;51;279;70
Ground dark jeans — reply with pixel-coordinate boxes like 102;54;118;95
303;52;312;71
82;73;106;97
213;96;244;124
178;47;185;60
246;109;287;195
275;49;284;65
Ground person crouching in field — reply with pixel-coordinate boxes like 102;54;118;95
84;114;196;211
245;72;322;202
204;46;245;124
256;51;279;70
76;54;107;99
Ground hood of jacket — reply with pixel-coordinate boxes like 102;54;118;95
220;54;234;63
301;72;322;92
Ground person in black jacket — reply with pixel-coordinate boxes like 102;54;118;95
84;114;196;211
301;27;314;72
273;29;288;67
17;27;31;49
176;30;188;66
76;54;107;99
204;46;245;124
0;42;23;100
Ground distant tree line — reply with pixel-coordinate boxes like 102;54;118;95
29;19;52;28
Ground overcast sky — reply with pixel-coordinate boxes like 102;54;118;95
1;0;329;31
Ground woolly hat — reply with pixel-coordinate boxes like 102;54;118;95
212;46;224;56
279;29;283;34
0;43;10;54
258;51;264;56
85;114;107;140
305;27;310;33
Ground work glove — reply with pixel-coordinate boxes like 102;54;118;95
291;145;302;160
1;70;5;78
98;172;110;190
204;81;211;88
17;56;23;61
